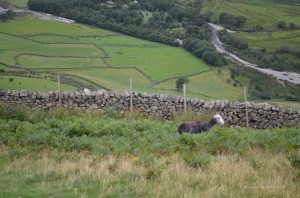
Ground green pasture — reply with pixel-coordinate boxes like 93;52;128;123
233;30;300;51
0;33;104;65
59;68;198;97
59;68;181;96
202;0;300;28
0;19;113;36
28;34;161;47
0;75;77;91
10;0;28;8
0;18;208;82
18;55;105;69
105;45;209;81
154;69;244;100
60;68;150;93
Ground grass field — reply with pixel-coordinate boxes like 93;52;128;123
0;75;77;91
154;69;244;100
233;30;300;51
18;55;105;69
202;0;300;29
10;0;28;8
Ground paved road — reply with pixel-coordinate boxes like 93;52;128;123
208;23;300;85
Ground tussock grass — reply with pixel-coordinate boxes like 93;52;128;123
1;147;299;197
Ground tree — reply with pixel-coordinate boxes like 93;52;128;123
277;21;287;29
289;22;296;30
176;77;189;90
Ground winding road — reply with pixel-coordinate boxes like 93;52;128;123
208;23;300;85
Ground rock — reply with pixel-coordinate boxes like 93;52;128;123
84;88;92;97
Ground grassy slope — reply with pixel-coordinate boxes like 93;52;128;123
0;10;298;108
202;0;300;28
154;68;244;100
10;0;28;8
233;30;300;51
0;18;218;98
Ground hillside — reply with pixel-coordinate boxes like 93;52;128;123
0;0;299;106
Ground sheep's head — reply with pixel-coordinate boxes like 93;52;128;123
213;114;224;125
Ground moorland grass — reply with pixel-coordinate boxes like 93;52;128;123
0;107;299;197
1;149;299;197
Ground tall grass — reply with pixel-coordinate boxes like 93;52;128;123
1;147;299;197
0;106;299;197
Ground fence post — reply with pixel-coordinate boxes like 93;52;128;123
58;74;62;108
244;87;249;128
130;78;133;115
183;84;187;115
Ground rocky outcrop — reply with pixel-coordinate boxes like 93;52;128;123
0;89;299;129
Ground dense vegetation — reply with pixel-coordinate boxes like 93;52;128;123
0;105;299;196
27;0;227;67
219;30;300;74
229;66;300;101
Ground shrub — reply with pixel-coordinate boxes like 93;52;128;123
289;151;300;168
183;153;213;168
176;77;189;91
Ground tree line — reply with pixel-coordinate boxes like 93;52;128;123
0;9;14;21
218;30;300;73
27;0;226;67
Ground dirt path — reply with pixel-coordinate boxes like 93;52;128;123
208;23;300;85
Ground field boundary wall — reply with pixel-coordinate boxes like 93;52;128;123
0;89;299;129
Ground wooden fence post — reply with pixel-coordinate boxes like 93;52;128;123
244;87;249;128
58;74;62;108
130;78;133;115
183;84;187;115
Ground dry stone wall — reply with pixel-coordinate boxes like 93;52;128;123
0;89;299;129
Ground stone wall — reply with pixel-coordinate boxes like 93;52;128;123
0;89;299;129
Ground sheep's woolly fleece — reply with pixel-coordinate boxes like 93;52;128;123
178;114;224;134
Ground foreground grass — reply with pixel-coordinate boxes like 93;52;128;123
0;107;299;197
1;147;299;197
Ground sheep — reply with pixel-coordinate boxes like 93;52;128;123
178;114;224;134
